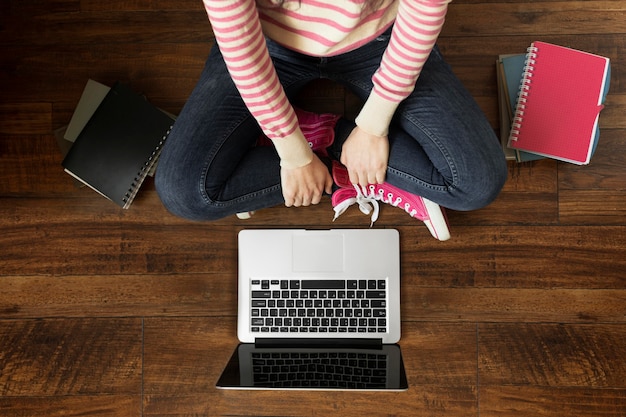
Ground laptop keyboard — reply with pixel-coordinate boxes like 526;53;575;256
249;279;388;334
251;351;388;389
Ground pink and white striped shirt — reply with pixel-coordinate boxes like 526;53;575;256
203;0;451;168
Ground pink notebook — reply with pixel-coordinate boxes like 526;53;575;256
507;41;610;165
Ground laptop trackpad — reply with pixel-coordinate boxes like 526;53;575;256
292;232;344;273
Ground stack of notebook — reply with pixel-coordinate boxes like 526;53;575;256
497;41;611;164
61;80;175;208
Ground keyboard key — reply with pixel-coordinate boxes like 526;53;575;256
252;291;271;298
366;291;386;298
301;280;346;289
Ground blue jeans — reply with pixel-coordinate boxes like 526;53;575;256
155;32;508;221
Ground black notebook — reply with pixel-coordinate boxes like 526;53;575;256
62;83;174;208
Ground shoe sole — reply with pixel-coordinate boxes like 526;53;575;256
236;211;255;220
422;198;451;241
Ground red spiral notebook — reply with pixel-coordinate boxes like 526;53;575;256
507;41;610;165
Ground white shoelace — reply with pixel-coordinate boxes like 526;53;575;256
332;184;380;226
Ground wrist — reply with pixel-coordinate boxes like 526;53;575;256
355;93;397;137
271;131;314;169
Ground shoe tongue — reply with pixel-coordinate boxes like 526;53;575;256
331;161;352;187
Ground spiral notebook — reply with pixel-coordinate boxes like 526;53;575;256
507;41;610;165
62;83;174;208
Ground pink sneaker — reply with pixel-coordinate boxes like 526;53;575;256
257;108;340;156
331;161;451;241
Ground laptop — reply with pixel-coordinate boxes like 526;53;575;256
216;228;408;391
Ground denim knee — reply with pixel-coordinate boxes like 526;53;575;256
451;154;508;211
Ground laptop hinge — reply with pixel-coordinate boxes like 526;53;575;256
254;338;383;349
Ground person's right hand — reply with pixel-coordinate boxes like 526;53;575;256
340;125;389;188
280;154;333;207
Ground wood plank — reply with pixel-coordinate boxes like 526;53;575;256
0;396;141;417
0;274;237;319
403;288;626;323
559;190;626;225
0;43;210;105
448;191;558;226
559;130;626;191
0;222;238;276
480;386;626;417
0;103;52;135
479;323;626;387
0;134;72;195
1;0;79;15
0;318;142;396
143;318;478;416
0;10;210;46
399;225;626;288
443;1;626;37
80;0;201;12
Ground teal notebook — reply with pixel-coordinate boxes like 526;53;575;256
499;54;544;162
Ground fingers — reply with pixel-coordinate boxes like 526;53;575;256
345;165;386;189
325;173;334;196
283;186;324;207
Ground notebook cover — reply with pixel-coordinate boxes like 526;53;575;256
507;41;610;165
496;56;517;161
64;79;111;143
62;83;174;208
499;54;544;162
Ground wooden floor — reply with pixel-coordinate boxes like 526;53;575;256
2;0;626;416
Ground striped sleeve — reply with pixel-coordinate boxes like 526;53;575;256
203;0;313;169
355;0;451;137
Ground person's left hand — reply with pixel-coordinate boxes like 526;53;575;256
340;125;389;188
280;153;334;207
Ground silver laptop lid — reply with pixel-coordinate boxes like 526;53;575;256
237;229;401;344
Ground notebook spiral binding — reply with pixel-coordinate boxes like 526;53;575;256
121;125;172;209
509;45;539;142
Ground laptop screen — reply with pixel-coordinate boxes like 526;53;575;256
216;343;408;391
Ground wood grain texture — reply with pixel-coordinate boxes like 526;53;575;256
0;319;142;396
1;0;626;415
